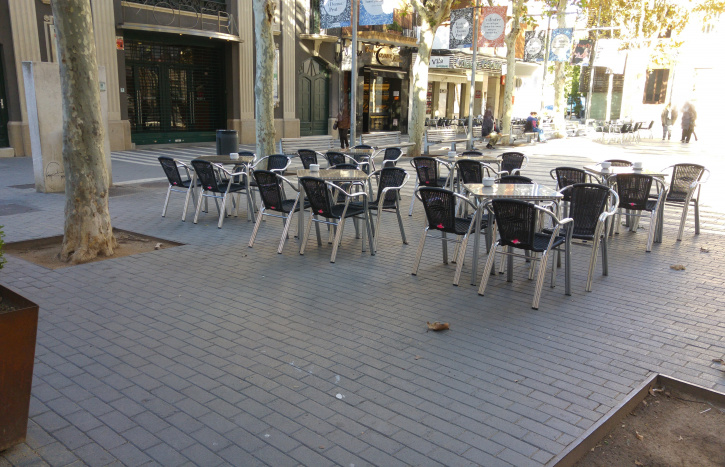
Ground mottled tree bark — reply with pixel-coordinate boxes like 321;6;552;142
552;0;568;138
52;0;116;263
408;0;456;157
501;0;524;145
253;0;276;166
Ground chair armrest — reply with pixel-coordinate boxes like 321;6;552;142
277;174;300;192
327;181;368;199
452;191;479;212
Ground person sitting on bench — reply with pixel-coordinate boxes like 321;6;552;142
525;111;546;142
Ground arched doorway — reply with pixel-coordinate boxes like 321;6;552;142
297;58;329;136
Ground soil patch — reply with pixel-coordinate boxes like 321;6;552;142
574;385;725;467
4;229;183;270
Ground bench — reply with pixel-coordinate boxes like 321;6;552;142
278;135;337;155
424;128;469;153
360;131;415;153
511;124;538;143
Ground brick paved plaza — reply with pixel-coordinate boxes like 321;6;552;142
1;136;724;466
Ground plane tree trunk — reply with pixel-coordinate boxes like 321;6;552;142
253;0;276;165
52;0;116;264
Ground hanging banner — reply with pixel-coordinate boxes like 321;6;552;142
549;28;573;62
359;0;395;26
595;39;627;74
571;40;592;66
449;8;473;49
524;30;546;62
478;6;507;48
320;0;351;28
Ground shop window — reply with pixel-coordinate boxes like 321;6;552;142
642;69;669;105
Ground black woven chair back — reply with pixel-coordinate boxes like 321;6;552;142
554;167;588;202
618;123;632;134
253;170;285;212
631;122;642;132
456;159;483;184
568;183;610;239
383;147;402;162
491;200;537;250
605;159;632;167
299;177;334;218
500;152;525;174
376;167;407;207
615;174;653;211
668;164;705;202
412;157;443;187
159;157;185;186
326;151;347;167
353;144;373;150
418;187;458;234
297;149;318;169
191;160;222;192
239;150;255;158
267;154;290;172
461;150;482;157
497;175;534;184
645;121;654;130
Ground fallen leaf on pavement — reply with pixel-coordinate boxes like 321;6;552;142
712;358;724;364
670;264;686;270
635;431;644;441
427;321;450;331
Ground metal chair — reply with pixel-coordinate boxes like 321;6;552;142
190;159;253;228
298;177;374;263
610;173;667;251
408;156;452;216
349;145;374;173
550;184;619;291
297;149;322;169
604;159;633;167
659;164;709;241
411;187;483;286
158;156;198;220
637;121;654;139
379;147;403;169
497;175;534;184
478;200;573;309
324;151;358;168
248;170;309;253
498;152;528;175
252;154;291;174
550;167;603;215
363;167;409;252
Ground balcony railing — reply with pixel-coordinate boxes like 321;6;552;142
121;0;238;39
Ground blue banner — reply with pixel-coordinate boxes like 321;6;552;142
359;0;395;26
549;28;573;62
320;0;351;28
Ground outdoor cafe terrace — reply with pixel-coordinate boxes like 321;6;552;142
1;136;724;466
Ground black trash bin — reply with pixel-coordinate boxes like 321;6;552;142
216;129;238;155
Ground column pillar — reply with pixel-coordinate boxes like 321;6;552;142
92;0;130;150
8;0;42;156
235;0;256;144
281;0;299;137
460;83;471;119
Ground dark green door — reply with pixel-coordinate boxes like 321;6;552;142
0;45;9;147
298;58;329;136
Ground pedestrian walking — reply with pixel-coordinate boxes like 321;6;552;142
660;103;677;140
680;101;697;143
482;109;501;149
335;107;351;149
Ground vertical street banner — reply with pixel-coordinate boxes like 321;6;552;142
571;40;592;66
595;39;627;74
524;30;546;62
478;6;507;48
359;0;395;26
320;0;351;28
449;8;473;49
549;28;573;62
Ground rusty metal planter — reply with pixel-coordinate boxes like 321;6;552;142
0;285;39;452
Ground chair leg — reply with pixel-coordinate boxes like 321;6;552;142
645;210;656;252
477;242;499;295
182;186;195;222
564;243;571;296
248;208;265;247
677;202;690;241
364;212;375;255
161;185;172;217
498;246;508;275
218;193;229;229
373;210;383;253
278;212;294;254
330;217;347;263
396;204;407;245
411;228;428;275
453;234;471;286
315;216;322;245
193;190;205;224
550;249;557;288
586;236;600;292
532;251;550;310
408;179;418;216
694;200;700;234
441;232;448;264
300;214;315;255
528;252;537;280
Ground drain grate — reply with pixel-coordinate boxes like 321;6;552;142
0;204;38;216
